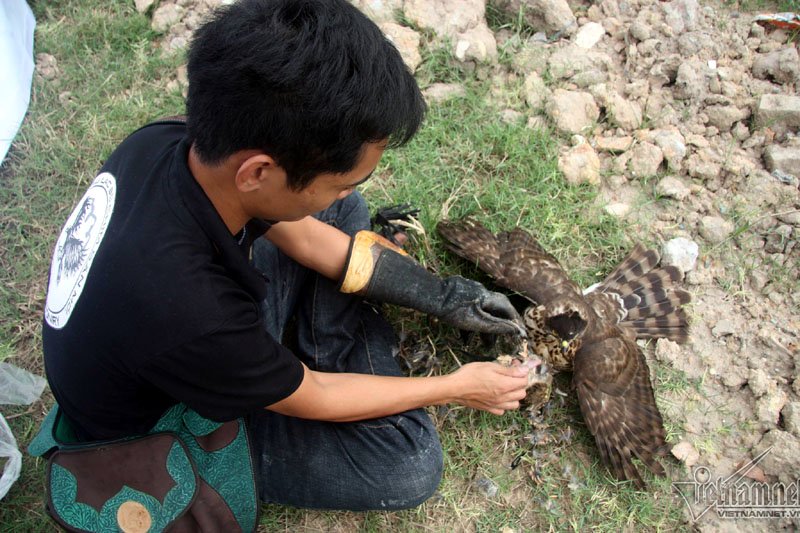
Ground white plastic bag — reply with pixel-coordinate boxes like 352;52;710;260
0;362;47;405
0;413;22;500
0;362;47;500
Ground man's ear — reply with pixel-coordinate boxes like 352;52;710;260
234;153;280;192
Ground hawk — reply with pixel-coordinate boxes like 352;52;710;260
437;218;691;488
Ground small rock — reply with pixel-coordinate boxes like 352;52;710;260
453;24;497;63
404;0;483;39
722;365;748;388
548;46;611;81
722;153;755;179
523;71;549;110
380;23;422;72
686;154;721;181
574;22;605;49
778;210;800;226
756;389;789;427
768;291;784;305
764;145;800;177
499;109;524;125
35;53;59;80
166;34;188;52
654;338;682;365
685;134;710;148
750;269;770;291
704;105;751;132
629;19;651;41
546;89;599;135
134;0;157;13
657;176;691;200
653;129;687;171
663;0;700;34
608;92;643;131
748;368;773;397
352;0;403;23
753;430;800;485
756;94;800;135
152;3;184;33
671;441;700;467
712;319;736;337
678;31;720;58
572;69;608;88
595;135;633;153
558;142;601;185
627;142;663;178
698;215;734;243
422;83;466;103
605;174;626;189
732;122;750;141
662;237;699;272
782;402;800;438
604;203;631;217
495;0;576;36
673;60;708;101
512;42;551;75
752;47;800;85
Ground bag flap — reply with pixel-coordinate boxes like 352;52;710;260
47;433;197;532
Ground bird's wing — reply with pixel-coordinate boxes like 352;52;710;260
436;218;505;280
437;218;584;307
572;329;667;488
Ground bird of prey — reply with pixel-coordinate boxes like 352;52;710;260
437;218;691;488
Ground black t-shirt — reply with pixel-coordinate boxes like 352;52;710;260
42;121;304;441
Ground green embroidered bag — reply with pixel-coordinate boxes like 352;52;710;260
28;404;259;532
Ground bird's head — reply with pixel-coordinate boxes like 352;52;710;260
546;312;587;353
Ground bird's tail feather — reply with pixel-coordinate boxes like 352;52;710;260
598;246;691;344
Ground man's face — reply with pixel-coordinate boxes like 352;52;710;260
252;142;386;221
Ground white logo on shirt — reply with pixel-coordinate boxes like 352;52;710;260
45;172;116;329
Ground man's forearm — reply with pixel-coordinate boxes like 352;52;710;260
267;363;530;420
268;366;450;421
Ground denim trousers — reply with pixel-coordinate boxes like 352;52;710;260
248;192;443;511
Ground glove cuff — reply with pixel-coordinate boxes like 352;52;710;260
339;231;445;314
339;230;409;295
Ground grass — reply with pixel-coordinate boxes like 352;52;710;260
0;0;692;531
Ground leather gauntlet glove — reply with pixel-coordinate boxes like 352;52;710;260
340;231;526;336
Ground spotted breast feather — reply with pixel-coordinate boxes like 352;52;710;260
437;217;691;488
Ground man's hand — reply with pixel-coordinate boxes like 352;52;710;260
437;276;525;336
445;362;530;415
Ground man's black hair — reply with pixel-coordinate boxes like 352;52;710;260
186;0;425;190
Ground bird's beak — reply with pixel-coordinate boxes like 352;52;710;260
513;318;528;339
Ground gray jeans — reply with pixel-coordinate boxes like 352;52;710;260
249;192;443;510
